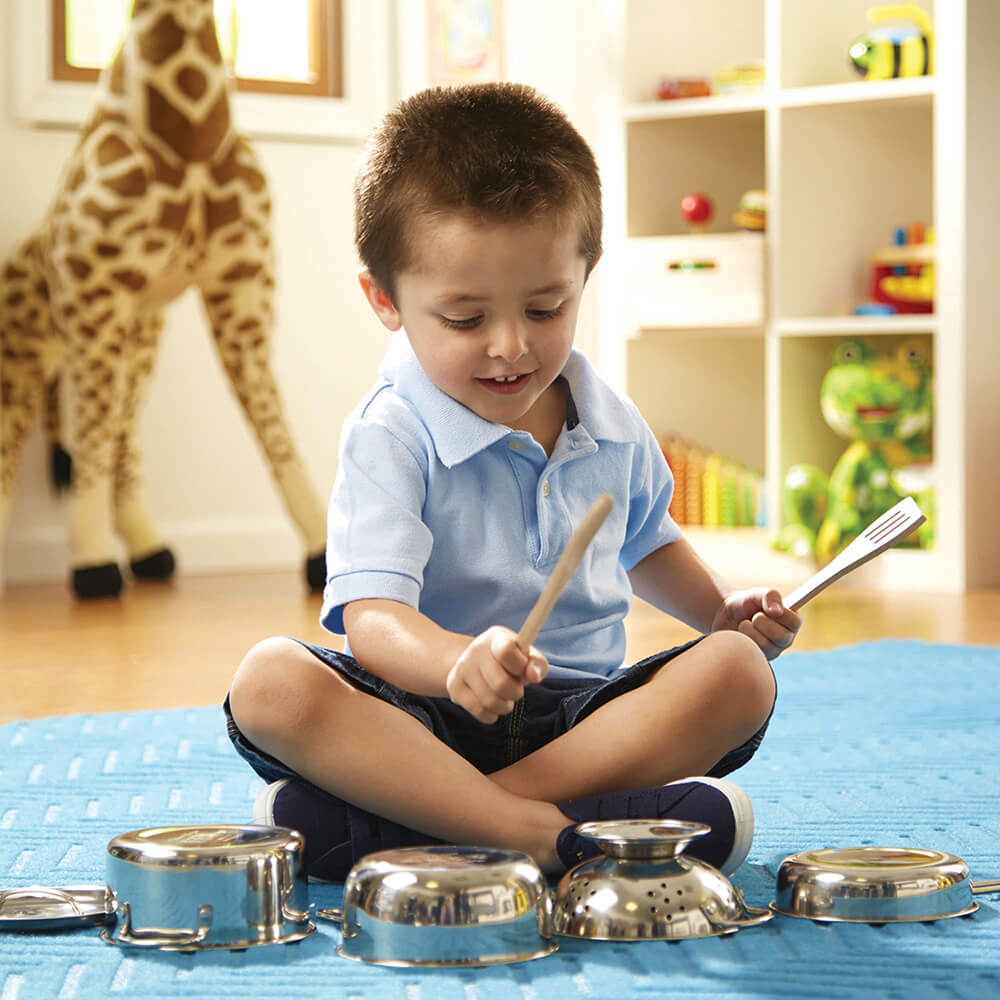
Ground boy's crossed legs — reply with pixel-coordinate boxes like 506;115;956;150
227;630;775;876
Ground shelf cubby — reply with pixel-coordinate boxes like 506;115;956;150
776;98;933;319
626;330;766;476
626;113;764;238
622;0;764;105
780;0;936;90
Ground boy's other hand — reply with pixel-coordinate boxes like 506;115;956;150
446;626;549;724
711;588;801;661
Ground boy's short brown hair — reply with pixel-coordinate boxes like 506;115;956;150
354;82;602;301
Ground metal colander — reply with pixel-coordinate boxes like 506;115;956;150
552;820;771;941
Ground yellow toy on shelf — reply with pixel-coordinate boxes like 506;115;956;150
849;4;934;81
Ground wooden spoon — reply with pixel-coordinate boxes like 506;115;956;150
517;493;614;649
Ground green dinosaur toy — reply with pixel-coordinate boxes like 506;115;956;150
776;338;934;564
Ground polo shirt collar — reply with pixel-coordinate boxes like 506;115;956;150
380;331;633;467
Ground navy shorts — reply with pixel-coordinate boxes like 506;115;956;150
224;635;774;785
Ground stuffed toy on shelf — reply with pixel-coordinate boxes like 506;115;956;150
0;0;327;599
849;4;934;81
776;338;935;564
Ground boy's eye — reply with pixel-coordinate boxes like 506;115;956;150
527;304;565;321
439;315;483;330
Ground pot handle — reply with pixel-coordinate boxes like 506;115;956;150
100;900;213;949
315;906;343;925
971;880;1000;895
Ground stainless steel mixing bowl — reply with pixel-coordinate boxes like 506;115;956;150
553;819;772;941
320;845;557;967
771;846;1000;923
101;824;315;950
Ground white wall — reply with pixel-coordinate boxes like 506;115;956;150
1;0;602;586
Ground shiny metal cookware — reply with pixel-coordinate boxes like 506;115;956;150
771;846;1000;924
318;845;556;967
101;824;315;950
0;886;115;931
553;820;773;941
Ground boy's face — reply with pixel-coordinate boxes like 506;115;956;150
360;212;589;441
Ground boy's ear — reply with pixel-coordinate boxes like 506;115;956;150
584;250;603;283
358;269;402;331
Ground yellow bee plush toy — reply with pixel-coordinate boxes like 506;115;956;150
849;5;934;81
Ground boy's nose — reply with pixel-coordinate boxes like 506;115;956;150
488;322;528;362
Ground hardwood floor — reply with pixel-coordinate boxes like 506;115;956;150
2;570;998;724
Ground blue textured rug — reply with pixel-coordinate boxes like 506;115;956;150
2;640;999;999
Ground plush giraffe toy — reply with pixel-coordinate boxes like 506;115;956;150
0;0;327;599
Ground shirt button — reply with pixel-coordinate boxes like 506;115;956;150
508;439;526;451
542;481;550;496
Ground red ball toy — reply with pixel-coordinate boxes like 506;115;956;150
680;192;713;230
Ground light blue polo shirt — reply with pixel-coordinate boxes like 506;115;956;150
320;331;681;676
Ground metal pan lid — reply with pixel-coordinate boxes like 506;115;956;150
0;885;115;931
106;824;303;869
785;846;967;879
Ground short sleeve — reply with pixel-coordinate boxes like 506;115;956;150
618;417;682;571
320;418;433;633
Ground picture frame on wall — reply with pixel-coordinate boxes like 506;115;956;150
427;0;503;85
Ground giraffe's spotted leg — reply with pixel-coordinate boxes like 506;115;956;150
111;312;176;581
201;252;326;592
57;300;135;598
1;338;48;541
1;240;59;543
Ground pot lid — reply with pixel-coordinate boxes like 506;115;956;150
788;846;965;878
106;823;303;867
0;885;115;931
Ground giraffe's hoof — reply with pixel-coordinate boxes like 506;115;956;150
131;547;176;581
305;550;326;592
72;562;124;599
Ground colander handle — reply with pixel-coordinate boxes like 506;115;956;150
710;891;775;930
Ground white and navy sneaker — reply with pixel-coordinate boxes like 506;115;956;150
556;776;754;875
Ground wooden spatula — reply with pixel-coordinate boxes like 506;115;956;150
518;493;614;649
784;496;927;611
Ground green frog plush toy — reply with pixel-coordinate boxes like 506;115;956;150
776;338;934;564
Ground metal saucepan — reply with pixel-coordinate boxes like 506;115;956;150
553;820;773;941
101;824;315;950
771;846;1000;924
317;845;557;967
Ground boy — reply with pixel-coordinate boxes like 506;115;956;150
225;82;800;880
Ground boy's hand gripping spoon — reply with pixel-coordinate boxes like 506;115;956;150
517;493;615;650
783;496;927;611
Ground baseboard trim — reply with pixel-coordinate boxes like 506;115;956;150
1;518;304;585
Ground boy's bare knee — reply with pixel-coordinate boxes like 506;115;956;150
700;630;776;726
229;637;318;749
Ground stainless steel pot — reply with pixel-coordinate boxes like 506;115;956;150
553;820;772;941
771;846;1000;924
318;845;557;967
101;824;315;950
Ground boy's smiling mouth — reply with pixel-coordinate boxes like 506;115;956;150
477;372;532;394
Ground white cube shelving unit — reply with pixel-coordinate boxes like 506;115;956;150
597;0;1000;591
